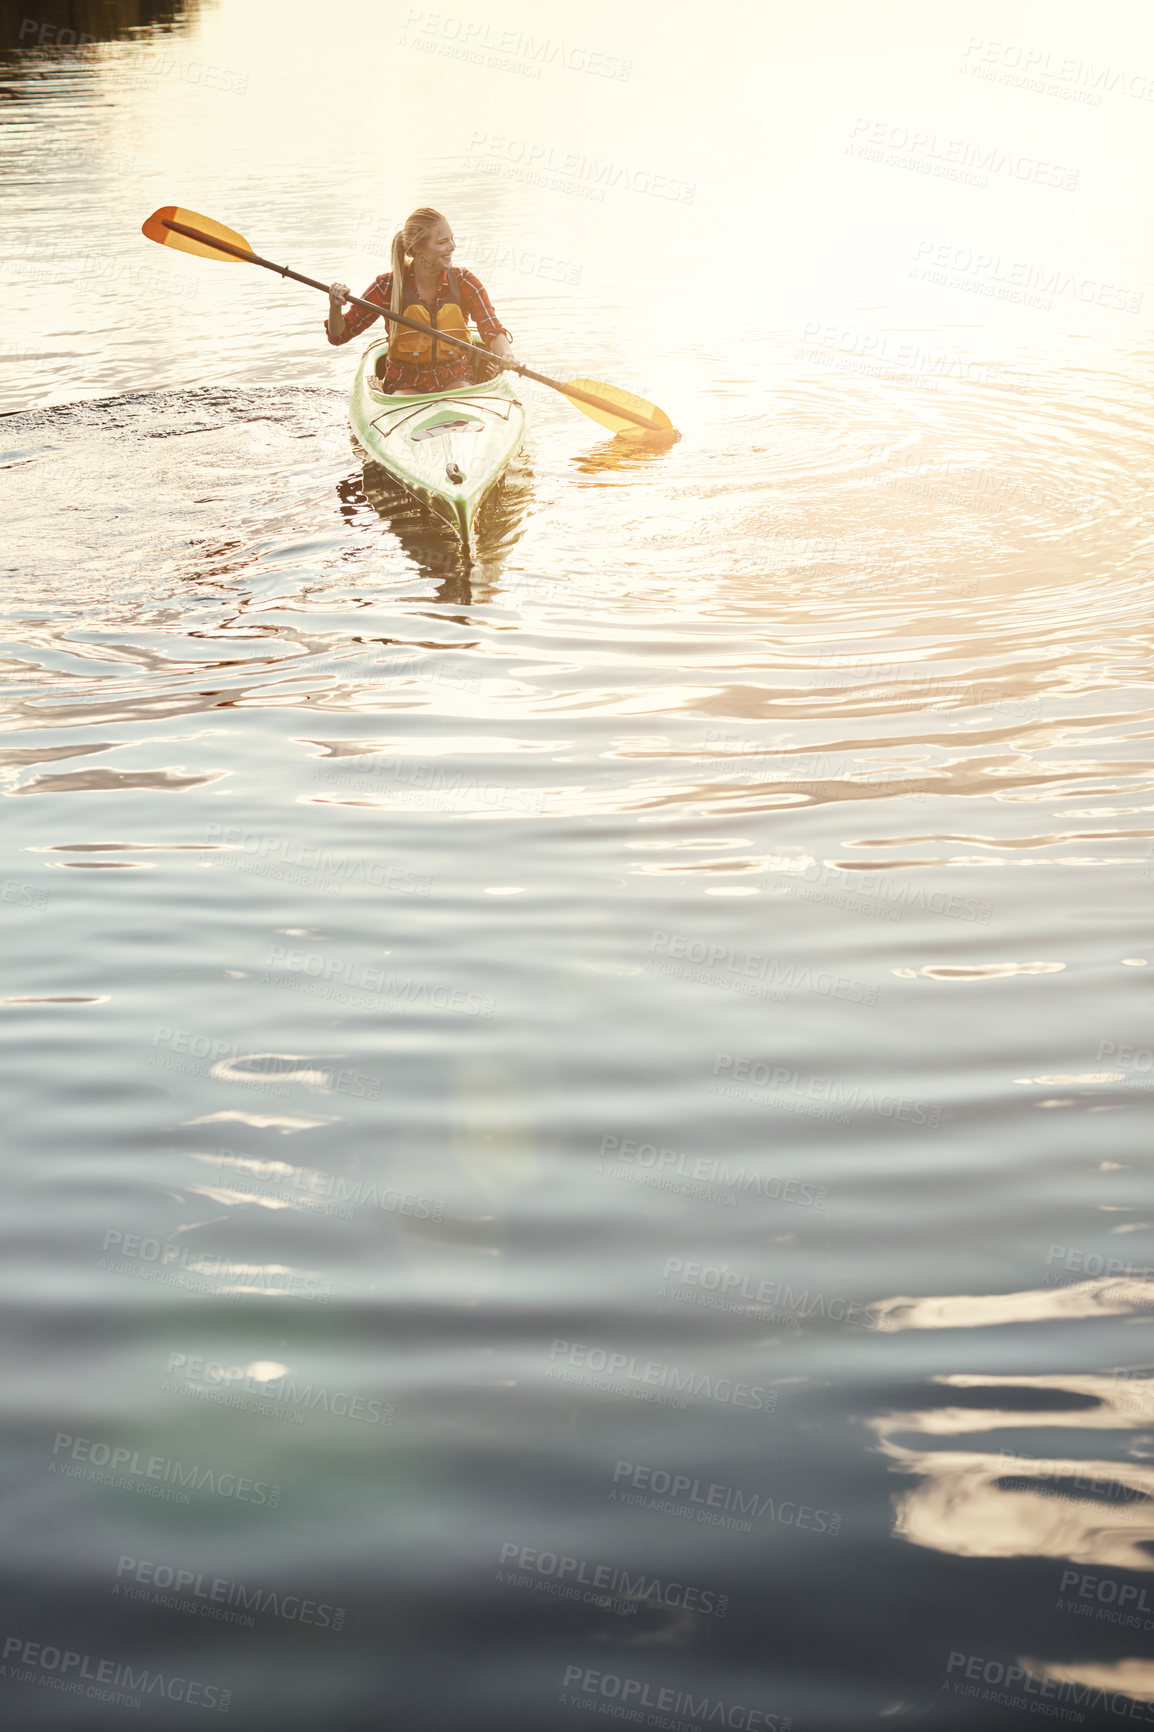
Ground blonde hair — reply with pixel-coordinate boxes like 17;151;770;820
390;207;448;315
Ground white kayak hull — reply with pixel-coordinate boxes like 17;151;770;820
349;339;526;554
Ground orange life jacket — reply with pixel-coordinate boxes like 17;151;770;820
387;267;473;365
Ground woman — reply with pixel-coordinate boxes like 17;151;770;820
325;206;516;394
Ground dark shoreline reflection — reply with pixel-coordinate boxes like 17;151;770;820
0;0;195;54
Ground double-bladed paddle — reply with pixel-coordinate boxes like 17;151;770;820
142;206;675;437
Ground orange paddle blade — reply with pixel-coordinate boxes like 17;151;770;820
563;378;673;436
141;206;254;262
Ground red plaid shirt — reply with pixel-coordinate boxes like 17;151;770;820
326;265;507;394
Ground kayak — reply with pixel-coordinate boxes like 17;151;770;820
349;338;526;555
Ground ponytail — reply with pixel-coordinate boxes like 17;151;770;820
389;206;448;317
389;230;407;318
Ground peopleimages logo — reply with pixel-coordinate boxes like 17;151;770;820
50;1433;280;1507
996;1448;1146;1509
912;238;1142;314
165;1355;389;1425
848;115;1079;190
1057;1568;1153;1626
264;946;495;1019
960;35;1154;105
1097;1038;1154;1081
597;1135;828;1209
468;132;695;204
662;1258;869;1326
777;853;993;924
559;1666;789;1730
114;1557;344;1632
710;1055;941;1127
314;752;547;814
2;1635;229;1712
400;8;632;80
499;1544;727;1617
205;824;430;896
547;1340;777;1412
611;1460;843;1536
648;931;878;1007
1044;1242;1153;1283
99;1228;332;1304
2;877;48;910
944;1650;1154;1723
197;1150;444;1226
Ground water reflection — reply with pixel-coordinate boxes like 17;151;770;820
873;1278;1154;1331
572;429;681;477
349;453;535;595
346;465;469;596
870;1373;1154;1571
1027;1659;1154;1708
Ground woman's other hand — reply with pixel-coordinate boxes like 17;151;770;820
481;331;515;378
326;282;350;341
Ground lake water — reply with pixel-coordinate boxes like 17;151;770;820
3;2;1154;1728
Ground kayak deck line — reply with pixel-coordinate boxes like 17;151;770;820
366;393;518;442
365;390;521;425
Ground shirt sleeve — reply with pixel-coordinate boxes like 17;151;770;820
325;272;392;346
458;269;506;344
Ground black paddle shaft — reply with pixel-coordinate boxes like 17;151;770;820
161;218;663;432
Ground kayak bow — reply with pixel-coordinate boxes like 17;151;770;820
350;338;525;557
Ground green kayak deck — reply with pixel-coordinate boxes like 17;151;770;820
349;339;526;555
